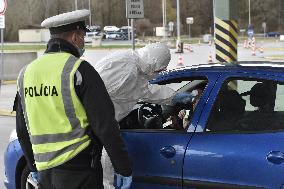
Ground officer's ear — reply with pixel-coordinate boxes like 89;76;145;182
71;32;77;44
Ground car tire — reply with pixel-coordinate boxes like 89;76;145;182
20;165;30;189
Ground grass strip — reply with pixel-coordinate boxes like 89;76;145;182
264;55;284;60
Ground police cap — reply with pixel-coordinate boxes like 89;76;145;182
41;9;90;34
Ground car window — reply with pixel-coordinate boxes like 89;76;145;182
206;78;284;133
120;79;208;131
163;81;190;91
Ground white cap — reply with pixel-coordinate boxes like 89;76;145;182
41;9;90;34
41;9;90;28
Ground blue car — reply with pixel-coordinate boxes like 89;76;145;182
266;32;281;37
5;62;284;189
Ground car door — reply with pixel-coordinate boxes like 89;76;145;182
121;71;220;189
183;71;284;189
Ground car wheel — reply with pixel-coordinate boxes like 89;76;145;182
20;165;30;189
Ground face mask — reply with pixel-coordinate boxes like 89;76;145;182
78;48;85;56
74;32;85;56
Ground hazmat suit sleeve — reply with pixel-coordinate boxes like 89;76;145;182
76;61;132;176
139;78;175;105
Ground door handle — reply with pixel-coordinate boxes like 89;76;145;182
267;151;284;165
160;146;176;158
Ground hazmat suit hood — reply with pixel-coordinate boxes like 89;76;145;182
136;43;171;80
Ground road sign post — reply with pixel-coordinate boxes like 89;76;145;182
262;22;266;37
0;0;6;91
126;0;144;50
168;21;174;37
186;17;194;39
176;0;180;50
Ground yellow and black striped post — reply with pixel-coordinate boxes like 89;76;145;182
214;0;238;63
215;18;238;62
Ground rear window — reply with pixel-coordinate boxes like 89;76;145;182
206;78;284;132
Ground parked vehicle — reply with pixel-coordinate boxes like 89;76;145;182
119;26;137;38
5;62;284;189
84;31;101;43
120;26;132;30
266;31;281;37
88;25;101;32
119;26;131;35
105;31;127;40
103;26;120;32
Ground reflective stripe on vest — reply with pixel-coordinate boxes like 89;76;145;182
18;53;90;170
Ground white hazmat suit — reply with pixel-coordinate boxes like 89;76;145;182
94;43;175;189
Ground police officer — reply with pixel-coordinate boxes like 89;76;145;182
15;9;132;189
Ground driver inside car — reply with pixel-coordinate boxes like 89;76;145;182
162;106;186;130
93;43;175;189
162;92;195;130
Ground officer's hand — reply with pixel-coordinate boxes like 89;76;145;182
30;171;39;183
114;173;132;189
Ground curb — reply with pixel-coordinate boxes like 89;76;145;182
2;80;17;85
0;109;16;117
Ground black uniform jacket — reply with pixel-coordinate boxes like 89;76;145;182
15;38;132;176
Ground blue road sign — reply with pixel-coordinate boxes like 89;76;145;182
247;25;254;38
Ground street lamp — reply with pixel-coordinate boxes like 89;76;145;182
162;0;167;39
176;0;181;44
248;0;251;26
88;0;92;26
75;0;78;10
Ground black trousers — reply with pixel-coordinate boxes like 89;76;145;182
38;165;103;189
39;144;103;189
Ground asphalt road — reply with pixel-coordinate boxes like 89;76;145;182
0;40;283;189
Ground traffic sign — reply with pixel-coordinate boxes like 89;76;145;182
0;0;7;15
247;25;254;38
262;22;266;36
186;17;194;24
262;22;266;29
0;15;5;29
126;0;144;19
168;21;174;32
247;30;254;38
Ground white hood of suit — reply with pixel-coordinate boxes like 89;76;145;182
136;42;171;80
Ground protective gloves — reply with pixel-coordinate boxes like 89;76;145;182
30;171;39;183
27;171;39;189
114;173;132;189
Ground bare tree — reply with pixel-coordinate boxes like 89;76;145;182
136;19;153;40
3;0;284;41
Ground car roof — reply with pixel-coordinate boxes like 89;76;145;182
170;61;284;72
152;61;284;84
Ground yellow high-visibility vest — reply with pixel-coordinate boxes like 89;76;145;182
17;52;90;171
